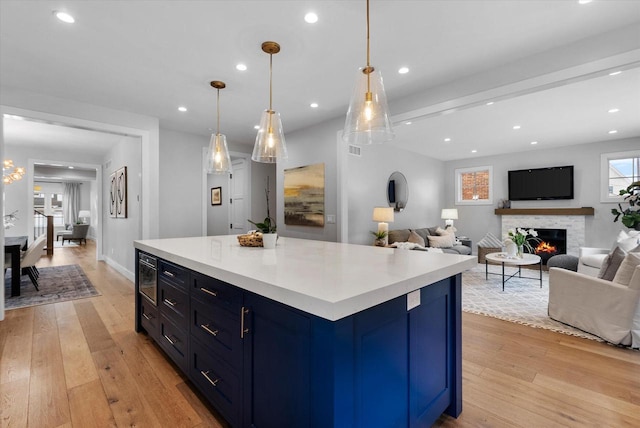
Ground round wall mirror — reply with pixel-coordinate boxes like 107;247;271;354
387;171;408;211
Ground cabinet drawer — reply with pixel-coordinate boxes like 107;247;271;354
191;339;241;427
191;299;242;369
158;260;189;290
140;298;159;340
159;314;188;372
192;272;242;314
159;280;189;331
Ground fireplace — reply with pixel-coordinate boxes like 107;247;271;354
524;227;567;265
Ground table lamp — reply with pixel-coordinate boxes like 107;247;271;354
78;210;91;224
441;208;458;229
372;207;394;246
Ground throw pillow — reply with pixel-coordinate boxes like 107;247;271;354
436;226;455;237
388;229;410;245
477;232;503;248
612;252;640;286
597;246;627;281
407;230;426;247
612;230;640;253
428;234;455;248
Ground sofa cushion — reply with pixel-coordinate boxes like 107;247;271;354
413;228;431;244
613;230;640;253
407;230;426;247
597;246;626;281
612;252;640;286
388;229;410;245
428;234;455;248
582;253;609;269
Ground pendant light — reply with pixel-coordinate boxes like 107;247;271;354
343;0;394;145
206;80;232;174
252;41;288;163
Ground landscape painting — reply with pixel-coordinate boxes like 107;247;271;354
284;163;325;227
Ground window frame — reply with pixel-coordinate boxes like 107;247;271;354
455;165;493;206
600;150;640;203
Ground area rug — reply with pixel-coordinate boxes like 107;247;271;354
4;264;100;310
462;263;603;342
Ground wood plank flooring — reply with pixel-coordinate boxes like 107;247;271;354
1;241;639;427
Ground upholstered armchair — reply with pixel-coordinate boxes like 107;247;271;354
548;263;640;347
577;247;610;276
59;224;89;245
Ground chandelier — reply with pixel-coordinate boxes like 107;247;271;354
3;160;25;184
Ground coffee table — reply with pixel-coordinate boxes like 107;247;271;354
485;252;542;291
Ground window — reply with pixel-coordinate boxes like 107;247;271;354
455;166;493;205
601;151;640;203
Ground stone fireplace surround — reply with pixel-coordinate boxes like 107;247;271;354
497;208;594;257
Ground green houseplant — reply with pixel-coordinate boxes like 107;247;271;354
248;177;277;247
611;181;640;230
370;230;388;247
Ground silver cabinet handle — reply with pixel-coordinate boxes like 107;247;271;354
200;370;220;387
142;312;153;320
163;334;177;345
163;270;175;278
163;298;177;307
200;324;219;337
200;287;217;297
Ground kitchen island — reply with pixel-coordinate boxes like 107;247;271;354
134;235;476;428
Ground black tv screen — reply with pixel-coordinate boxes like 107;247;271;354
508;166;574;201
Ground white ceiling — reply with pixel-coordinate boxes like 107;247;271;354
1;0;639;161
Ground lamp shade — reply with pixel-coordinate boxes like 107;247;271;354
343;68;394;145
207;133;232;174
441;208;458;220
78;210;91;223
252;110;288;163
372;207;394;223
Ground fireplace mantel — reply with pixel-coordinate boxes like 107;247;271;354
495;208;594;216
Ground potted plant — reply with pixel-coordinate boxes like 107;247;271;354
611;181;640;230
248;177;278;248
371;230;388;247
503;228;540;258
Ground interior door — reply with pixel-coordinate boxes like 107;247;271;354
230;159;247;234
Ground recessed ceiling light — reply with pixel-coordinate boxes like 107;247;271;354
398;67;409;74
513;125;521;130
471;149;477;153
404;121;412;125
304;12;318;24
54;11;75;23
254;125;260;130
578;0;592;4
609;71;622;76
608;108;620;113
310;102;319;108
530;141;538;145
609;130;618;134
68;166;74;169
178;106;187;112
236;63;247;71
444;138;451;142
486;101;494;106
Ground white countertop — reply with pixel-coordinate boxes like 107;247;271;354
134;236;477;321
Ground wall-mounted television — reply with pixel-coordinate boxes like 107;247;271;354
508;165;574;201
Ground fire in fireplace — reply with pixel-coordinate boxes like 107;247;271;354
524;227;567;265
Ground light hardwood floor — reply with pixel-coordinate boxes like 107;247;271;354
1;241;639;427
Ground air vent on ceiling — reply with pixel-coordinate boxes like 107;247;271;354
348;145;361;157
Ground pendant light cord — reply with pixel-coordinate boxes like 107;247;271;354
216;88;220;135
269;53;273;112
366;0;371;94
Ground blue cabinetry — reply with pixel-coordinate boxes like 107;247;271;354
136;255;462;428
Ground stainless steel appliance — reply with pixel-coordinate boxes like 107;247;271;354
139;252;157;305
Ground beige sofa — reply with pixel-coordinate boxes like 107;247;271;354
549;262;640;347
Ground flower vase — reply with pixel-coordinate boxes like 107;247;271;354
517;245;524;258
505;241;517;258
262;233;277;249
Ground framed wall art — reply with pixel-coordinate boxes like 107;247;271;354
109;166;128;218
284;163;325;227
211;187;222;206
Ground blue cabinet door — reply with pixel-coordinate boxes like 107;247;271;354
242;293;313;428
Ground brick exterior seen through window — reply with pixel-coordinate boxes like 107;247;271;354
461;171;490;200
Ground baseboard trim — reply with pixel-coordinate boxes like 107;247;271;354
103;256;134;283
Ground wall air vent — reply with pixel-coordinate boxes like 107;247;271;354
348;145;361;157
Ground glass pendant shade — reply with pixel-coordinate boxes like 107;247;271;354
343;67;394;144
207;133;232;174
252;109;288;163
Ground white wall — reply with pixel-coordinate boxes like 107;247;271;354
444;137;640;251
207;172;230;235
102;137;142;277
347;143;445;245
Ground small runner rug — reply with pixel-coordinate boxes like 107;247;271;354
4;264;100;310
462;263;602;342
